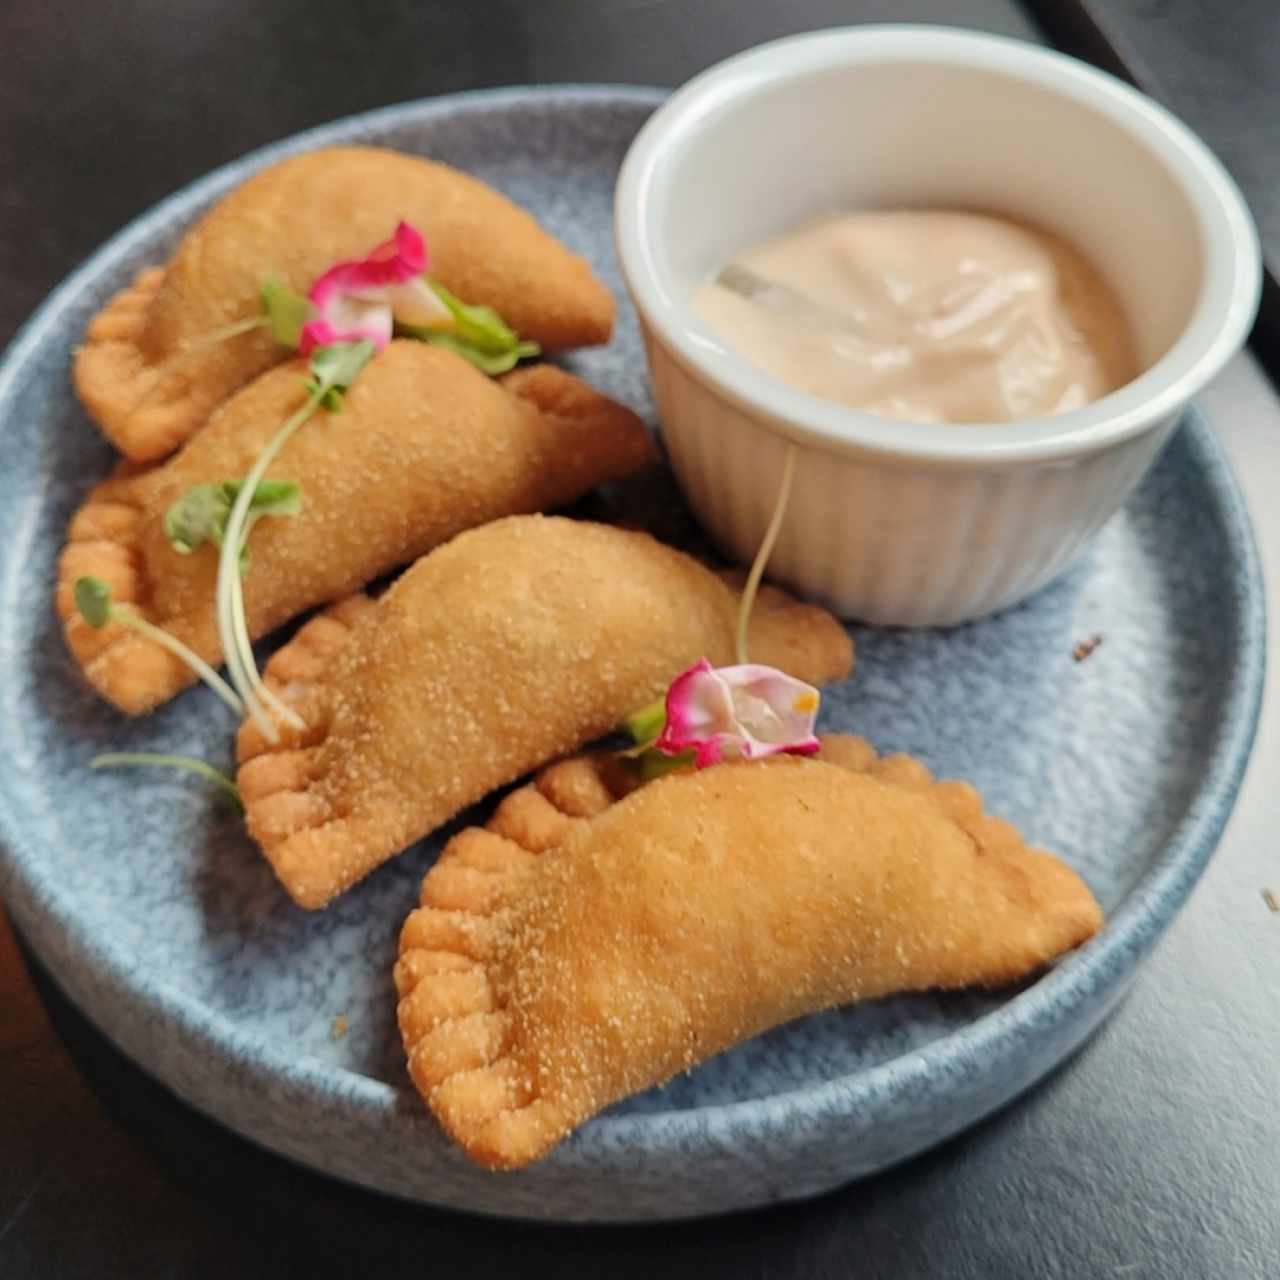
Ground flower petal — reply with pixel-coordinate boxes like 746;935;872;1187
387;221;429;278
387;276;452;329
654;659;734;754
301;221;434;352
720;663;822;753
298;293;393;355
298;314;391;355
319;221;429;294
308;262;370;309
652;659;821;767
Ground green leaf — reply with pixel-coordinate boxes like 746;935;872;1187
622;698;667;749
302;338;376;410
427;281;521;351
164;483;228;555
422;331;541;375
223;477;302;519
400;281;540;375
74;576;114;628
259;278;311;348
164;477;302;569
637;747;695;782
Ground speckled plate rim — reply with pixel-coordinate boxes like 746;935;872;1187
0;86;1267;1171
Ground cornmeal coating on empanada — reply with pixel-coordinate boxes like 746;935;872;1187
236;516;854;909
57;343;653;715
396;739;1102;1169
75;146;616;460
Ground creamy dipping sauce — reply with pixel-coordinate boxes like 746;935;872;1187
694;211;1135;424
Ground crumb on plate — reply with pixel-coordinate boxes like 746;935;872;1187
1072;634;1104;663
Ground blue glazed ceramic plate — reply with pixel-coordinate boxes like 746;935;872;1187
0;88;1266;1223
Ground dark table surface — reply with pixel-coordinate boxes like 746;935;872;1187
2;3;1278;1276
1030;0;1280;373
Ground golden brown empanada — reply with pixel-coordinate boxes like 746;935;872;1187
75;146;616;461
236;516;854;909
58;342;653;715
396;737;1102;1169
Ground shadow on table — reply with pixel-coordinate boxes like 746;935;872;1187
20;934;1102;1279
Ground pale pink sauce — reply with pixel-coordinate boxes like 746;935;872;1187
695;211;1135;424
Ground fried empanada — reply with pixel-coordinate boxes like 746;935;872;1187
236;516;854;909
396;737;1102;1169
75;146;616;461
58;342;653;715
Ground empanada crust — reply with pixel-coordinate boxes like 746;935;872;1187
397;738;1102;1168
58;343;654;714
236;516;855;909
74;146;616;460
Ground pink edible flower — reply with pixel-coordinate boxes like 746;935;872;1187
653;659;822;769
298;221;450;354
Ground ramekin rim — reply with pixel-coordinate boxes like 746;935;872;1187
614;25;1262;467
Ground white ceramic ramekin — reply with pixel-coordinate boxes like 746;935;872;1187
615;26;1261;625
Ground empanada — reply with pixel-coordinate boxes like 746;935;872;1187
75;146;615;460
236;516;854;909
58;342;653;715
396;737;1102;1169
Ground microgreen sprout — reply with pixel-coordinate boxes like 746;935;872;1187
259;278;311;347
90;752;243;810
74;576;244;716
124;279;312;423
165;477;301;571
400;281;540;374
637;747;696;781
623;698;667;751
618;697;694;777
214;340;375;740
616;442;802;776
126;316;268;419
301;340;375;410
734;443;797;665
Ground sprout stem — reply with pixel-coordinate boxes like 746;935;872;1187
215;392;320;740
112;607;244;716
91;752;243;810
128;316;267;417
735;443;797;665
